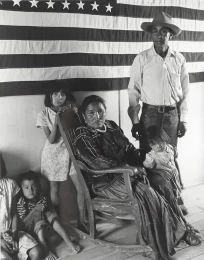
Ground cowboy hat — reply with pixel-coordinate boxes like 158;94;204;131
141;12;181;36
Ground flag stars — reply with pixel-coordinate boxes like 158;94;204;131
77;0;85;10
13;0;21;7
62;0;70;9
46;0;55;9
29;0;39;8
105;3;113;12
91;1;99;11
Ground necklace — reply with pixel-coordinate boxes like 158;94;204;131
96;124;107;133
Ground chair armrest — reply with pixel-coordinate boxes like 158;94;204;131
76;160;146;177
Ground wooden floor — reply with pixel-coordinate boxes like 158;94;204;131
50;183;204;260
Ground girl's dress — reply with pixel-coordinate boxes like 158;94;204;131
0;178;38;260
37;104;77;181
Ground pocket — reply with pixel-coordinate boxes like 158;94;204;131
170;73;183;99
171;73;181;88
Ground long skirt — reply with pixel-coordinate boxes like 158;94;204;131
147;168;183;218
93;175;185;260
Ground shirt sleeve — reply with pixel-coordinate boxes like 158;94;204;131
75;131;117;171
128;55;142;124
36;110;47;128
179;55;189;122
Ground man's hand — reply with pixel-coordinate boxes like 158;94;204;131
131;123;143;140
178;122;187;138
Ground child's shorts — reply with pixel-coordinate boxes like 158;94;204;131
0;231;38;260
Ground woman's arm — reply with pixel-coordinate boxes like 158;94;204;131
11;195;19;252
75;134;117;171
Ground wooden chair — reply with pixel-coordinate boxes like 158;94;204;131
57;110;152;254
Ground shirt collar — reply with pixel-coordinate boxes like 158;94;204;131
150;44;175;58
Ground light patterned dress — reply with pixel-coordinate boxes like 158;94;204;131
37;106;76;181
0;178;38;260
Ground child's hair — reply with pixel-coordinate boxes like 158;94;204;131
44;80;75;107
19;171;40;186
146;126;171;146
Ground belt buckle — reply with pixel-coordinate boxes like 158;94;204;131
158;105;165;113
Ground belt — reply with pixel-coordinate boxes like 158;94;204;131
143;103;177;113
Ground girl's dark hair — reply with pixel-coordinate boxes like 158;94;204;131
81;95;106;114
19;171;40;186
44;81;75;107
146;126;171;145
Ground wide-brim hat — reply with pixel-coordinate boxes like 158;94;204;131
141;12;181;36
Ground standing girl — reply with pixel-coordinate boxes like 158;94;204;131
36;83;84;226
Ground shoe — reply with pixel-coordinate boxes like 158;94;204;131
180;205;189;216
183;231;202;246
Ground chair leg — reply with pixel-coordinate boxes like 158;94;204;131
89;211;96;239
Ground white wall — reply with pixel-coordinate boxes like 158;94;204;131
0;85;204;187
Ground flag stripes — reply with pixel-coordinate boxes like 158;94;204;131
0;0;203;96
1;10;204;32
1;25;204;42
1;52;204;69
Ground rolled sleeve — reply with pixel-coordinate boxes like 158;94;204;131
36;110;47;128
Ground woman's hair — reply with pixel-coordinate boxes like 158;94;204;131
1;155;7;178
146;126;171;146
81;95;106;114
44;81;75;107
19;171;40;187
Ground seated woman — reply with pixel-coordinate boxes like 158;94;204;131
74;95;201;260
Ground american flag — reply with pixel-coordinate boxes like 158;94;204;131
0;0;204;96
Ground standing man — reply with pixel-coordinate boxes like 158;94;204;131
127;12;189;214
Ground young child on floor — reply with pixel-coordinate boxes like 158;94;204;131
0;156;43;260
17;171;80;260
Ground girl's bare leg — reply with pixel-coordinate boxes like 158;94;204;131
50;181;60;214
51;219;80;254
70;173;85;227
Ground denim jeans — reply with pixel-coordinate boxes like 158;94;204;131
140;105;179;150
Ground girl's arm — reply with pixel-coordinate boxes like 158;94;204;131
43;112;59;144
11;195;19;252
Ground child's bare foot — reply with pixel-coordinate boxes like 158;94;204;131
69;242;80;255
45;252;58;260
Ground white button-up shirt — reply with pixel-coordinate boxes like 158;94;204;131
128;45;189;123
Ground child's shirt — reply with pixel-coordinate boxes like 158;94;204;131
17;192;49;220
0;178;20;232
143;144;177;171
